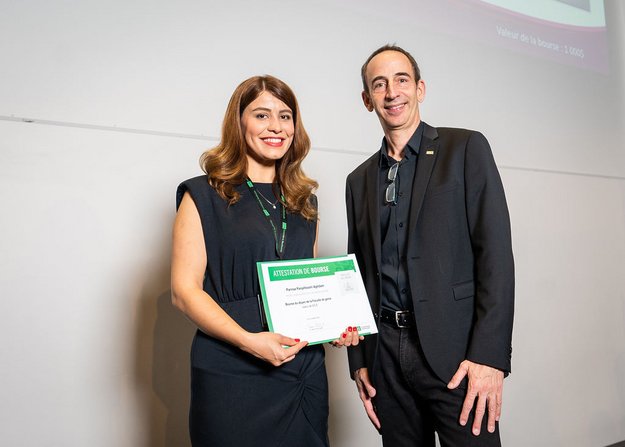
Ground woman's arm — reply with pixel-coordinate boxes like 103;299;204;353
171;192;307;366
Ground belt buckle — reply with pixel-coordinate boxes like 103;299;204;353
395;310;410;328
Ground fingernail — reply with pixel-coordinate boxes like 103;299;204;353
473;428;479;435
460;419;466;426
342;333;347;338
294;338;300;342
348;327;353;332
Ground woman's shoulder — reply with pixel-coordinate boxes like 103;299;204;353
178;174;209;189
176;175;213;210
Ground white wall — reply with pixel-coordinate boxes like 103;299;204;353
1;1;624;446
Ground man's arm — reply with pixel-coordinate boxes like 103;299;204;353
345;178;367;375
345;177;381;429
448;130;514;435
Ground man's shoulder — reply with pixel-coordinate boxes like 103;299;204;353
430;125;482;139
346;151;378;184
425;126;492;158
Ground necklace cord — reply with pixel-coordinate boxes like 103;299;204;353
245;178;287;258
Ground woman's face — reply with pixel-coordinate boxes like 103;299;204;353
241;91;295;166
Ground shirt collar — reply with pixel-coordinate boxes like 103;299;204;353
378;121;424;167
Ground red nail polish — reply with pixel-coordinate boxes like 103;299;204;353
348;327;353;332
294;338;300;342
352;326;358;331
342;333;347;338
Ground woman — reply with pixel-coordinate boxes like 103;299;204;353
171;75;360;446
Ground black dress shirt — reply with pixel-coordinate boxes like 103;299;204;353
378;123;424;311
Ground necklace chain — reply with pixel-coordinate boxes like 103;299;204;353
255;189;279;209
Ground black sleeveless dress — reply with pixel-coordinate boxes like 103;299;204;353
176;176;329;447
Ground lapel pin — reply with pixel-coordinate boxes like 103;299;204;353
426;150;434;155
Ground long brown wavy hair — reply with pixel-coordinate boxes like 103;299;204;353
200;75;318;220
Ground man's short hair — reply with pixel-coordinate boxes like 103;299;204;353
361;45;421;93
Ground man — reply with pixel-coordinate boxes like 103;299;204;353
345;45;514;446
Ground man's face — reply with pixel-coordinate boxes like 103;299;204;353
362;51;425;133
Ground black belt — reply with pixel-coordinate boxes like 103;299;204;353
379;308;415;328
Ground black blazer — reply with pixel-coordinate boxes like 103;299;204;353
346;122;514;383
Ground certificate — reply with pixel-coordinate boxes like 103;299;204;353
257;254;378;345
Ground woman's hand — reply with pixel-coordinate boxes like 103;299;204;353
239;332;308;366
330;326;364;348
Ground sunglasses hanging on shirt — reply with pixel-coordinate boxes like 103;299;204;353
385;161;400;205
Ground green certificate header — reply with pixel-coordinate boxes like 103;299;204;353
268;260;355;281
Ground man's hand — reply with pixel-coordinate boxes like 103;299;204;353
447;360;504;435
354;368;381;429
